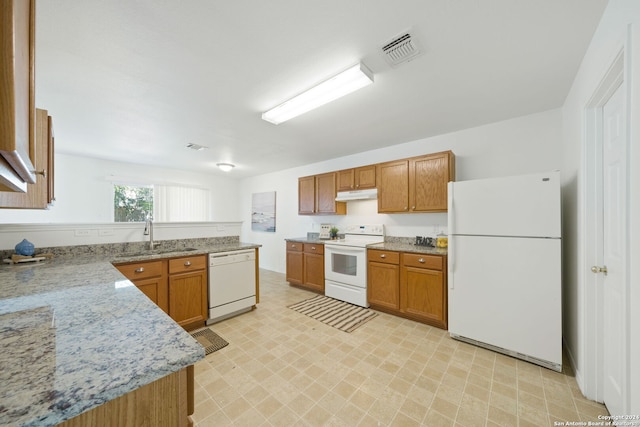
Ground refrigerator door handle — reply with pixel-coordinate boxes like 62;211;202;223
448;182;454;235
448;235;454;289
448;181;454;289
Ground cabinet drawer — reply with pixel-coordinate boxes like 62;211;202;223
402;253;443;270
169;255;206;274
286;241;304;252
304;243;324;255
116;261;164;280
368;249;400;265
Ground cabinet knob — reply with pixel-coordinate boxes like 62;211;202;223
356;184;359;188
135;267;145;273
292;244;296;248
35;169;47;178
404;206;408;211
380;254;386;258
418;258;425;263
411;206;415;210
311;246;316;250
184;261;192;267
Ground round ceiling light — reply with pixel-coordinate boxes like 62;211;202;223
216;163;235;172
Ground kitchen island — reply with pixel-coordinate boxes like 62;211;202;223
0;239;256;427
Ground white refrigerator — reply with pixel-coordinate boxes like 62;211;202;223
447;171;562;371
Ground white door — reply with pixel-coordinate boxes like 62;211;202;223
600;82;627;416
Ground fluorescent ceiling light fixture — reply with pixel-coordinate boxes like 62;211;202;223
216;163;235;172
262;63;374;125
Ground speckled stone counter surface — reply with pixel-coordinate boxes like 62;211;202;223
0;237;260;427
285;236;448;255
367;242;448;255
285;237;332;244
367;236;448;255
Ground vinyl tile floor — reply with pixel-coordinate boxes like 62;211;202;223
192;269;607;426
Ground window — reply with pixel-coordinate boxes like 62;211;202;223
114;184;153;222
113;183;210;222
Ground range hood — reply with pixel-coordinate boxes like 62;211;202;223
335;188;378;201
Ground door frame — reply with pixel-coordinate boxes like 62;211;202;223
581;31;631;411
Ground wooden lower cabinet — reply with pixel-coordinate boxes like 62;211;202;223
58;365;195;427
169;256;208;330
368;250;400;310
115;260;168;313
115;255;207;331
285;242;304;285
367;249;447;329
303;244;325;293
285;241;325;293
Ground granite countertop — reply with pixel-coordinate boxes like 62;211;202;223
0;241;259;427
367;241;448;255
285;237;331;244
285;236;447;255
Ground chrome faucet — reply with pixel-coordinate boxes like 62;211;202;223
143;215;155;250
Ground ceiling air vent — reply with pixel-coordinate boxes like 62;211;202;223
381;31;422;67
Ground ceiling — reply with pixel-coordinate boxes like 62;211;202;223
34;0;608;179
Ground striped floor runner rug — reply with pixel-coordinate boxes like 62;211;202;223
288;295;378;333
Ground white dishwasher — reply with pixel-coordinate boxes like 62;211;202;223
206;249;256;324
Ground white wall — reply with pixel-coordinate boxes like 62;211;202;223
562;0;640;413
0;153;241;223
239;108;563;273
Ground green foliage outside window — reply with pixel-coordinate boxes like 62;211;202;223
114;185;153;222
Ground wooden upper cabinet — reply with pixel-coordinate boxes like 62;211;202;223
410;151;455;212
298;175;316;214
315;172;342;214
377;151;455;213
0;109;55;209
298;172;346;215
377;160;410;213
337;165;376;191
0;0;36;192
337;169;355;192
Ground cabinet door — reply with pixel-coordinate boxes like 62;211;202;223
298;175;316;214
169;270;207;329
286;248;304;285
410;152;453;212
133;277;162;313
316;172;345;214
368;261;400;310
0;109;51;208
377;160;409;213
115;260;168;313
337;169;355;191
354;165;376;189
0;0;36;190
303;253;325;293
400;266;446;329
47;115;54;204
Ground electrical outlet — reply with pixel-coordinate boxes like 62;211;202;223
74;229;91;237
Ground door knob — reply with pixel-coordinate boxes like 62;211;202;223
591;265;608;274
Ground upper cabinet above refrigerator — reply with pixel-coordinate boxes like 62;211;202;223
0;0;37;192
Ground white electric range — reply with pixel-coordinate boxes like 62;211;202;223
324;224;385;307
